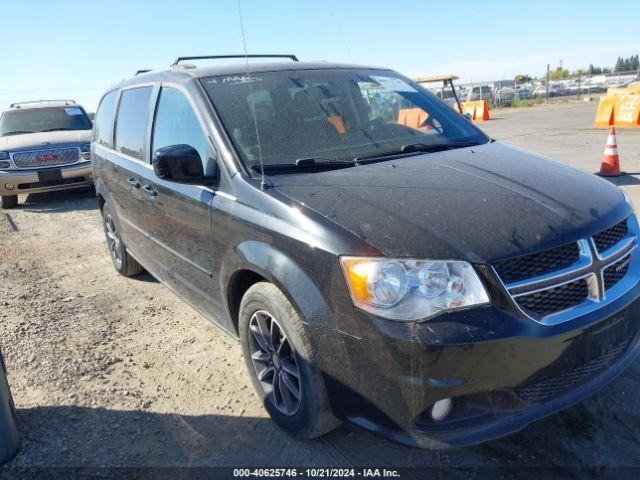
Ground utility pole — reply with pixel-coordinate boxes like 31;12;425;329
577;73;581;101
546;64;550;102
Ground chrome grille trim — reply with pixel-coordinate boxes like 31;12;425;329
513;275;595;318
507;239;593;295
493;216;639;325
593;235;635;263
511;271;597;300
10;147;80;168
493;241;580;284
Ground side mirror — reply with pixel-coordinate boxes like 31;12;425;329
152;144;212;184
463;112;473;122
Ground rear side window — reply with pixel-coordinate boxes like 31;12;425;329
115;87;152;160
93;90;118;148
152;87;213;175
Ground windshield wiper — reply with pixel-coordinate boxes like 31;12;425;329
1;130;34;136
41;128;72;132
250;157;356;172
295;157;355;167
401;141;482;152
354;140;482;163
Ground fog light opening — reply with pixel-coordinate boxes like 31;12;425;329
5;184;15;191
431;398;452;422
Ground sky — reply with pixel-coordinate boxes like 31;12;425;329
1;0;639;111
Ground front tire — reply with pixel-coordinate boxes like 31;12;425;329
0;195;18;209
101;202;144;277
239;282;340;439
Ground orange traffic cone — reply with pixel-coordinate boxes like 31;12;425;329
597;127;625;177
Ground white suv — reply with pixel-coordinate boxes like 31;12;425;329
0;100;93;208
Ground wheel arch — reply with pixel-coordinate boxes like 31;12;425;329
221;241;334;337
94;175;110;212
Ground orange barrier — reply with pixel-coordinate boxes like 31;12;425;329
607;86;640;95
594;86;640;127
460;101;490;121
594;95;618;127
397;102;491;128
397;108;432;130
613;95;640;128
327;115;346;134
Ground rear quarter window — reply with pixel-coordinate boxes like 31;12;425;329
114;87;153;160
93;90;118;148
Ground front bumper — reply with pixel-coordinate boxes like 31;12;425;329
0;162;93;196
320;281;640;449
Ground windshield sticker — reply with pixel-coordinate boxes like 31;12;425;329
370;75;417;93
65;107;84;116
204;75;263;86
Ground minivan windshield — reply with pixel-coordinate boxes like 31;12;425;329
0;106;92;136
202;69;489;171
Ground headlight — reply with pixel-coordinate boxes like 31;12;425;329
340;257;490;321
80;143;91;153
0;151;9;160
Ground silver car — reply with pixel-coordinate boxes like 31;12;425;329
0;100;93;209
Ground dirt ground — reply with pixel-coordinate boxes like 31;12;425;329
1;101;640;478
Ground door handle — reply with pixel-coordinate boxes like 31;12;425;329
142;185;157;199
127;178;141;189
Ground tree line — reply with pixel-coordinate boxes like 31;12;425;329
614;55;639;73
527;54;640;81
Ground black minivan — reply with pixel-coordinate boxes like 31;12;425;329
92;56;640;449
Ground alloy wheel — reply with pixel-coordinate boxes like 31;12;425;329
248;310;302;416
104;214;123;268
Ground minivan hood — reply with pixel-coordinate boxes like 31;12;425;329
273;142;630;263
0;130;91;151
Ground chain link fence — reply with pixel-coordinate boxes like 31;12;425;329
440;69;640;109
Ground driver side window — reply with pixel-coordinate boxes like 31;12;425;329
152;87;215;175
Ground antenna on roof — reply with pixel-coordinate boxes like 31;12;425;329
330;13;354;62
135;69;151;76
236;0;268;189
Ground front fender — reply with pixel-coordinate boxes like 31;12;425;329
220;240;336;334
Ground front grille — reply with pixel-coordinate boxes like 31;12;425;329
12;148;79;168
516;338;632;404
515;278;589;317
603;255;631;290
492;215;636;322
593;220;628;253
493;242;580;284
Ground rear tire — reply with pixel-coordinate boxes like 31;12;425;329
0;195;18;209
239;282;341;439
101;202;144;277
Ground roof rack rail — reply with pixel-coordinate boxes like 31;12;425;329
10;99;76;108
171;54;298;67
135;69;151;76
